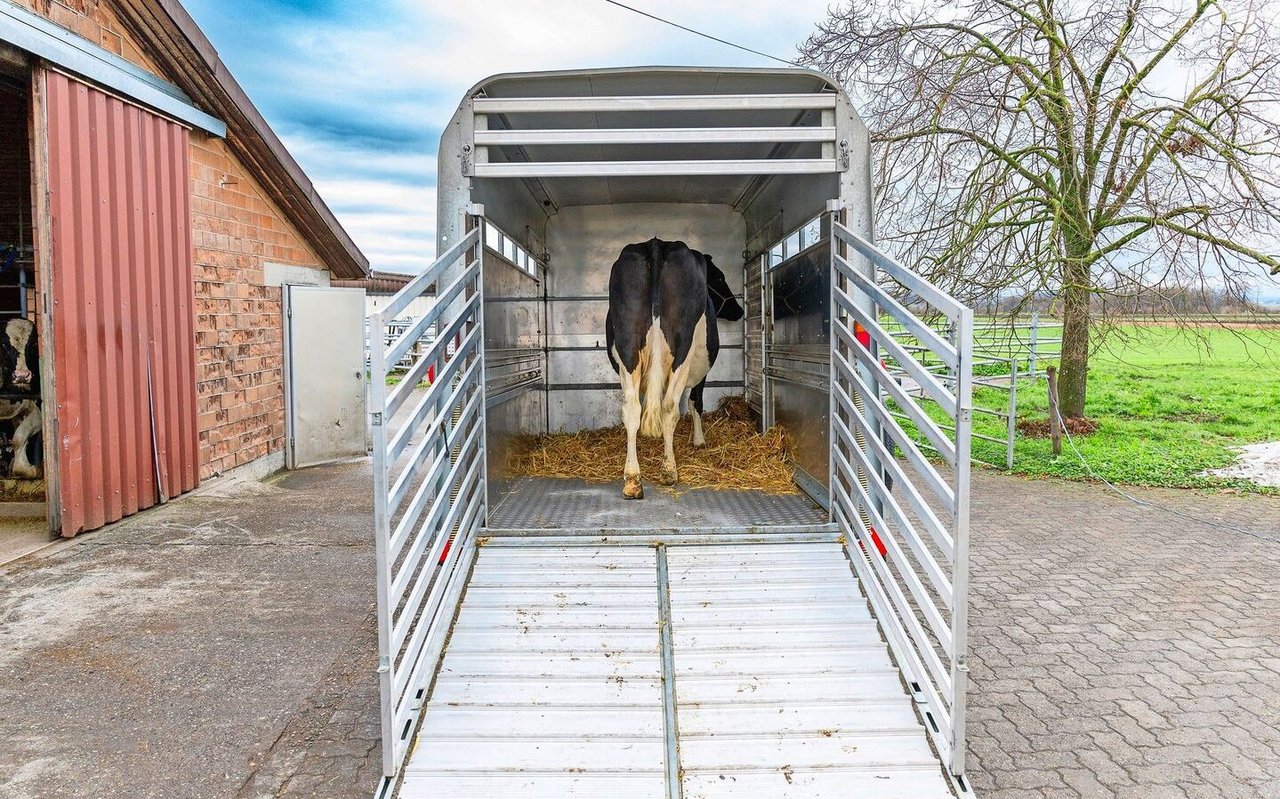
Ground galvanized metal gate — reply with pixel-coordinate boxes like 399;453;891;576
369;216;487;778
827;206;974;783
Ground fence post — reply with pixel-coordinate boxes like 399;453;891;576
1006;357;1018;469
1046;364;1062;456
1029;311;1039;377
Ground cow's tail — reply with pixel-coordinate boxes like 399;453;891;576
640;238;666;438
646;238;664;320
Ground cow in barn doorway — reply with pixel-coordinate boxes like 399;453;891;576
0;318;42;479
605;239;744;499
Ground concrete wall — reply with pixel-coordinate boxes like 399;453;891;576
20;0;334;479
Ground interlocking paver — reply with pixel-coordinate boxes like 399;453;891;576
968;471;1280;798
3;464;1277;798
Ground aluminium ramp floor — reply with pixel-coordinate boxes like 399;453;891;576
399;541;954;799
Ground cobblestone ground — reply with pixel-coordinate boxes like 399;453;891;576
4;463;1278;797
967;472;1280;799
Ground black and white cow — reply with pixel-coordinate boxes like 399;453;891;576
687;255;743;446
0;318;42;479
605;239;743;499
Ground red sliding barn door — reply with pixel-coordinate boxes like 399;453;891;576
38;69;199;537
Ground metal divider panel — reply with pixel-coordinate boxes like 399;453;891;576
665;543;954;799
400;546;667;799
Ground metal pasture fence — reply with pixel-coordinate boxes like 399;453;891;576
885;313;1062;468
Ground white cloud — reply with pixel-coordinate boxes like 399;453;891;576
194;0;837;271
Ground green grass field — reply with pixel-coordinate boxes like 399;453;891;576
965;325;1280;490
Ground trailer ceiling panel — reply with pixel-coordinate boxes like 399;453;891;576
464;67;844;208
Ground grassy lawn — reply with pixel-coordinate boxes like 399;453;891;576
964;325;1280;491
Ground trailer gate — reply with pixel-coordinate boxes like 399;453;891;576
370;218;488;777
829;211;974;781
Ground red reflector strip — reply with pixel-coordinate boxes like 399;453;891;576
869;527;888;557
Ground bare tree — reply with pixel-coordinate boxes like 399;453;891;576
800;0;1280;417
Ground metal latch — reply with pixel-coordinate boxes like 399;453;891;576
377;655;390;674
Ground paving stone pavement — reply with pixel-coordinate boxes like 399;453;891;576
966;472;1280;799
4;462;1279;797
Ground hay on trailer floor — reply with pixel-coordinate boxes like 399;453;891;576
502;396;798;494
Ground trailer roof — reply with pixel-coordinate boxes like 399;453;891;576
456;66;851;209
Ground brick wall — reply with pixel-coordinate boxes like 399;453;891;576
23;0;333;479
190;136;326;479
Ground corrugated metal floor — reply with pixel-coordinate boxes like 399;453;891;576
488;477;826;529
400;541;953;799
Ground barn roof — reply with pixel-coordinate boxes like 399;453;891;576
333;270;429;296
110;0;369;279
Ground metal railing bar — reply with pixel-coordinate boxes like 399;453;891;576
387;350;480;475
394;518;481;742
831;413;956;594
387;303;480;422
390;416;483;565
386;262;480;368
485;376;543;409
389;331;481;462
835;502;954;751
388;382;482;522
829;471;955;679
832;221;965;320
389;435;481;609
391;454;485;665
393;481;485;700
473;93;839;113
389;445;482;634
475;126;837;146
831;354;957;511
831;328;958;468
381;228;478;321
833;254;957;370
829;450;952;655
472;159;840;178
832;384;956;552
833;288;956;416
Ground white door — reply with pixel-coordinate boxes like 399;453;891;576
284;285;368;468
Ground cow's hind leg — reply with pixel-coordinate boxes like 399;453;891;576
619;358;644;499
9;404;41;479
689;380;707;448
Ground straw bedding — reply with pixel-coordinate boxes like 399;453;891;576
501;396;798;494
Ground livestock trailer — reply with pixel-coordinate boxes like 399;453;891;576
370;67;975;798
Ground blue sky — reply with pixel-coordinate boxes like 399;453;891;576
182;0;835;274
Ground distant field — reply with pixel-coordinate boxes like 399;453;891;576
966;325;1280;490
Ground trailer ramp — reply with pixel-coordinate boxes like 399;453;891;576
398;540;955;798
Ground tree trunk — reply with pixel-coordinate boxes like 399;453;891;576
1057;256;1091;418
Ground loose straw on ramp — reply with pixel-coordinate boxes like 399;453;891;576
501;396;798;494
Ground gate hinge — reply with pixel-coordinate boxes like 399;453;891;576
371;411;384;427
377;655;390;674
839;138;851;170
956;654;970;673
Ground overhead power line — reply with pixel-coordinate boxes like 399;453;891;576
597;0;797;67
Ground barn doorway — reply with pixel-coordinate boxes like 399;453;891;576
0;60;50;563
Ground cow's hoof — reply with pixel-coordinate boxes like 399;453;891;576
659;467;678;486
691;436;706;448
623;476;644;499
11;466;39;480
